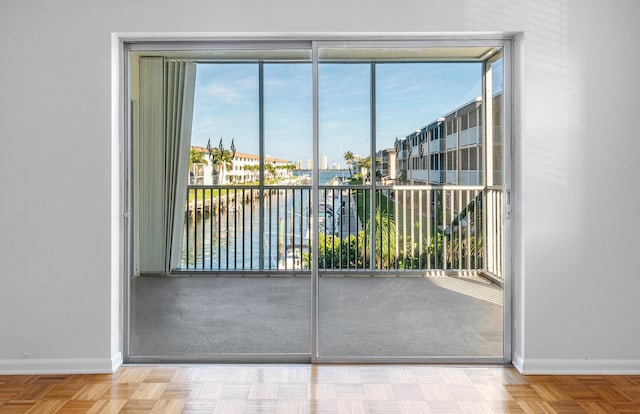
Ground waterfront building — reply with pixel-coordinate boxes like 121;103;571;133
190;146;292;184
394;93;502;186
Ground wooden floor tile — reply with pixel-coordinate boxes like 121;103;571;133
276;399;310;414
212;398;246;414
530;384;573;401
219;384;251;399
41;384;84;400
115;368;151;384
359;367;389;384
54;399;97;413
458;400;495;413
516;400;556;414
390;384;424;401
618;385;640;402
248;383;279;400
150;399;186;414
160;383;197;399
336;400;366;414
14;384;53;400
308;383;336;400
277;384;308;400
130;383;166;400
254;368;283;383
397;400;430;414
476;383;514;401
386;368;416;384
560;384;605;401
85;399;127;414
547;400;590;413
306;399;338;413
365;400;401;414
335;384;366;400
143;368;178;384
426;400;463;413
280;367;310;384
245;399;277;413
118;399;156;413
577;401;620;414
419;383;454;401
363;383;395;400
71;383;110;400
181;399;217;413
505;384;543;401
22;400;65;414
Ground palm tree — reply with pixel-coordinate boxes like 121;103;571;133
358;156;381;183
207;138;235;185
343;151;354;177
264;162;276;180
188;148;208;184
243;164;259;183
365;208;396;269
359;156;371;180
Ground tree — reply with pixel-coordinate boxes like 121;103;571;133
358;156;380;183
264;162;276;180
366;209;396;268
243;164;259;182
207;137;236;185
272;163;296;180
343;151;354;177
188;148;208;184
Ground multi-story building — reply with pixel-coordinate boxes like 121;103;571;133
190;147;293;184
395;93;502;186
320;155;328;170
376;147;397;184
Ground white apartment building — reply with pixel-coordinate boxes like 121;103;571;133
395;93;502;186
190;147;293;184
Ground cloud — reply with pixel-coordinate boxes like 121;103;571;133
204;76;258;104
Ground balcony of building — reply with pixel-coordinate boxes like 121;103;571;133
129;182;504;360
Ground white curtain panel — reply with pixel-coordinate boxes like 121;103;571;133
136;57;196;274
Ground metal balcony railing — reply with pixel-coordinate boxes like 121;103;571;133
181;184;503;278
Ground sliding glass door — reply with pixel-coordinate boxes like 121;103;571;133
129;48;314;360
126;39;510;363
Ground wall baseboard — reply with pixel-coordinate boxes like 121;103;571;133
0;357;116;375
111;352;123;372
512;351;524;373
519;358;640;375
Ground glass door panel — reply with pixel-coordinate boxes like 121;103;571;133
129;50;313;359
316;48;504;358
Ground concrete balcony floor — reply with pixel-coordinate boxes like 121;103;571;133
130;274;503;359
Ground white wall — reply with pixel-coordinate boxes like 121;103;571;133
0;0;638;374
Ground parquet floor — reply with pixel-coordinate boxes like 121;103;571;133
0;365;639;413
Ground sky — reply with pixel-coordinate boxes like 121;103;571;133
190;60;502;168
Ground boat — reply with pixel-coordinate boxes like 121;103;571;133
277;244;309;270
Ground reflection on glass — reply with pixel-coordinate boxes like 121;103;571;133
491;56;504;186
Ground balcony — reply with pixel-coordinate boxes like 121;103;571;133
131;182;504;359
180;183;503;281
